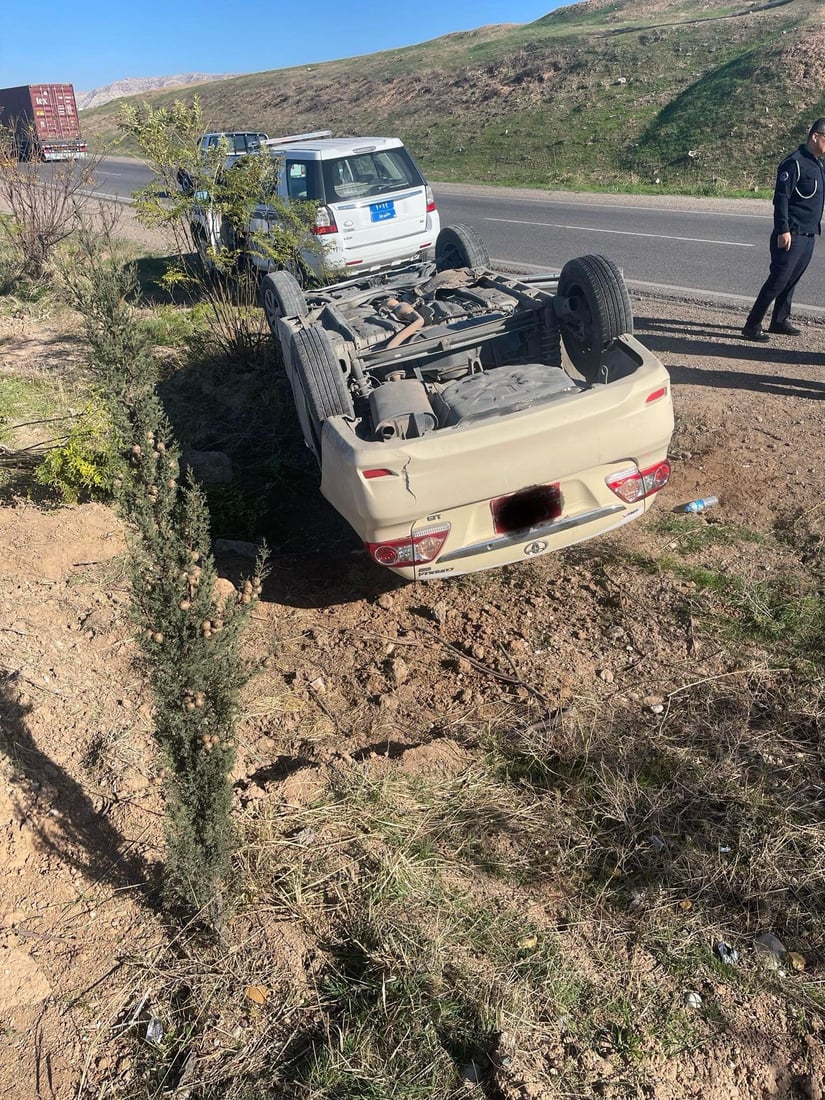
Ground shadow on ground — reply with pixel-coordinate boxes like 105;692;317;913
156;332;399;609
635;312;825;400
0;674;157;904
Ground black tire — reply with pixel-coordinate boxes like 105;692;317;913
557;254;633;382
435;224;490;271
289;326;354;461
191;222;216;275
177;167;195;195
261;271;308;333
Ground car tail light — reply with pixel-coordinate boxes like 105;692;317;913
425;185;436;214
312;206;338;235
366;523;451;567
606;460;671;503
645;386;668;404
362;468;395;479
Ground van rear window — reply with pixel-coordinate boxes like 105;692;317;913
320;148;423;202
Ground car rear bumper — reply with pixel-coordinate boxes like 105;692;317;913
313;212;441;276
412;499;646;580
318;334;674;578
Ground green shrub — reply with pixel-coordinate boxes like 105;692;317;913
35;400;121;502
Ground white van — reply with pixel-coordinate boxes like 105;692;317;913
190;130;440;281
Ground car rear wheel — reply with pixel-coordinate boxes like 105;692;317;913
557;254;633;383
261;271;308;334
435;224;491;271
289;326;354;462
192;223;215;275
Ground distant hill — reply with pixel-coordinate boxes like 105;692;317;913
76;73;237;111
79;0;825;195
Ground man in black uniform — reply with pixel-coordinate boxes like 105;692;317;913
743;119;825;341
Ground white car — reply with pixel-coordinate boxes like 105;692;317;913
190;130;440;281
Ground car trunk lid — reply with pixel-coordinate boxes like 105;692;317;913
332;186;429;260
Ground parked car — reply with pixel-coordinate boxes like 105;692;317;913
198;131;269;155
189;129;440;282
260;224;674;580
177;130;271;195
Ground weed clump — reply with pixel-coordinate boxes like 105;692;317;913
34;399;119;502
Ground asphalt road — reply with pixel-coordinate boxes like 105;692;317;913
84;157;825;314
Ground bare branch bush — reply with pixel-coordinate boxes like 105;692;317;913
0;123;104;281
118;97;322;364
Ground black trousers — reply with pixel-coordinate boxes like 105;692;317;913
746;231;816;329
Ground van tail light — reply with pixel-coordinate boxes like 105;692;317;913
425;184;437;214
312;206;338;235
606;461;670;504
366;523;451;568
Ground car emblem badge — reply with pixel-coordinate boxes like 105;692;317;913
524;541;548;557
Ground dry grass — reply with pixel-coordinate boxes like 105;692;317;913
111;625;825;1095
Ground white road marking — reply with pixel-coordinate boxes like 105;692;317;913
484;216;753;247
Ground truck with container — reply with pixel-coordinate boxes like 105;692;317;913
0;84;87;160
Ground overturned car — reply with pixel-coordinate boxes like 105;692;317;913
261;224;674;580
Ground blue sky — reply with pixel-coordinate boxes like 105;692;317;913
0;1;566;92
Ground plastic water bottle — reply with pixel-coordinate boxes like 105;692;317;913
682;496;718;513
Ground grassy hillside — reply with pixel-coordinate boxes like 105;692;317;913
81;0;825;195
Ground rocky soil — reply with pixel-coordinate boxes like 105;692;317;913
2;271;825;1097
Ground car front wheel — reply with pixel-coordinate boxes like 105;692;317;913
435;223;490;271
191;223;215;275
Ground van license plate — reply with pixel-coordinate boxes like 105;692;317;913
370;200;396;222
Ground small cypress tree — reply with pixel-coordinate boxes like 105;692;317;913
61;221;264;915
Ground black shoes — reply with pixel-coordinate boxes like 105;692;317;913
742;319;802;340
768;320;802;335
742;323;770;342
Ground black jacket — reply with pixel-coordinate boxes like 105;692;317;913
773;144;825;236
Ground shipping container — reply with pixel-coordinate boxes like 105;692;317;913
0;84;87;160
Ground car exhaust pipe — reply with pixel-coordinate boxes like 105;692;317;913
385;297;425;349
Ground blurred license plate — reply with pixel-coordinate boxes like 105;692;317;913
370;200;396;222
492;484;562;534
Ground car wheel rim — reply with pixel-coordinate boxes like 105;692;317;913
440;244;462;268
263;289;280;325
565;288;594;351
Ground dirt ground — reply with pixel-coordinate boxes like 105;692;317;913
2;269;825;1097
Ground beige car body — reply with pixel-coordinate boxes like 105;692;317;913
271;256;674;581
315;336;672;580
